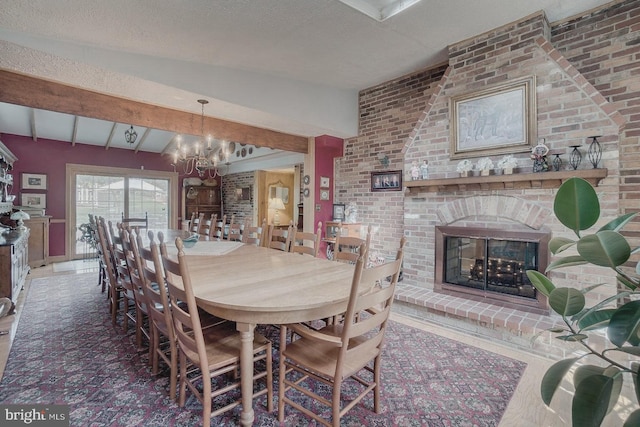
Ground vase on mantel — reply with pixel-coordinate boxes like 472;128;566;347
459;171;470;178
480;169;490;176
504;167;514;175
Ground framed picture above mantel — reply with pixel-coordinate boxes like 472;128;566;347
449;75;537;160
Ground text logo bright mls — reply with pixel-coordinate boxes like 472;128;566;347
1;405;69;426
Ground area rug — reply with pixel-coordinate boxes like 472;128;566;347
0;273;526;426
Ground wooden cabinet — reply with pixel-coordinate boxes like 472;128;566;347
0;229;29;302
183;185;222;222
24;216;50;268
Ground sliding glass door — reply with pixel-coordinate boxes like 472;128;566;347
67;164;178;258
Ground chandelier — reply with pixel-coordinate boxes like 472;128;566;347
172;99;235;178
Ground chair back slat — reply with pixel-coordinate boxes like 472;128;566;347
290;221;322;257
267;222;293;252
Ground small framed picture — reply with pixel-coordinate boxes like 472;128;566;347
333;204;345;221
21;173;47;190
21;193;46;209
320;176;330;188
320;189;330;200
371;170;402;192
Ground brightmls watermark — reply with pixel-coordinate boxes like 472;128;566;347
1;405;69;426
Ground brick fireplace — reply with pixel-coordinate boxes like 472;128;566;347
392;11;623;353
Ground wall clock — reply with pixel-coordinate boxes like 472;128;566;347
303;175;310;185
320;189;330;200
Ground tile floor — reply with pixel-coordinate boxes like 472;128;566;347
0;261;631;426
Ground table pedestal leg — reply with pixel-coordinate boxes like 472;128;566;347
237;322;256;426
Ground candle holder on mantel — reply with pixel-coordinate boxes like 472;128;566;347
587;135;602;168
569;145;582;170
552;154;563;171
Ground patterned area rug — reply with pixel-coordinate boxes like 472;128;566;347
0;273;526;426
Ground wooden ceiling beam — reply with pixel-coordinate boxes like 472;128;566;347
0;69;308;154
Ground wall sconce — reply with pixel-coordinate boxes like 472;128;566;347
377;153;389;168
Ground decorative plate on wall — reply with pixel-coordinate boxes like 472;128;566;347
303;175;310;185
241;147;247;157
303;188;310;198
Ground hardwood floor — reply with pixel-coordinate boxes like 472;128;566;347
0;261;629;426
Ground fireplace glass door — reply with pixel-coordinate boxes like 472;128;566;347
444;236;538;299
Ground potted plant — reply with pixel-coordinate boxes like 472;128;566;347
476;157;494;176
456;159;473;177
526;177;640;426
497;155;519;174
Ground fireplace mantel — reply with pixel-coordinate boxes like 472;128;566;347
405;168;607;194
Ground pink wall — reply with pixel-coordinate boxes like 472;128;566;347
2;134;176;257
314;135;343;257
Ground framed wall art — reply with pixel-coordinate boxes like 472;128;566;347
449;75;536;160
320;189;330;200
320;176;330;188
21;193;46;209
21;173;48;190
371;170;402;192
333;203;345;221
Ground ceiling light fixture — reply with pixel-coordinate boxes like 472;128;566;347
172;99;235;178
124;125;138;145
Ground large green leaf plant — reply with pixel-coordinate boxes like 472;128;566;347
526;177;640;427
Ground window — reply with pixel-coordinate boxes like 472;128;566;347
67;164;178;258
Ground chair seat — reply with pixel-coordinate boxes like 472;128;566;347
284;325;375;379
200;324;271;370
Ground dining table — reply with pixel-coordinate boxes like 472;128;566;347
169;238;356;426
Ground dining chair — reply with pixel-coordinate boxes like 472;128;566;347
161;237;273;426
121;211;148;231
278;236;406;427
134;230;179;400
89;214;108;292
190;212;205;235
227;214;242;241
200;213;217;237
123;228;154;353
210;214;226;240
290;221;322;257
241;218;265;246
333;224;372;264
96;217;123;325
266;222;293;252
117;226;150;349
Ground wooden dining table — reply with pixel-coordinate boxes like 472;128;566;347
177;241;356;426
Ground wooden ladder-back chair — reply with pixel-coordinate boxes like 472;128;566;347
137;230;179;400
242;218;265;246
200;213;217;238
190;212;205;235
123;227;152;353
161;237;273;426
114;225;143;339
333;224;372;264
267;222;293;252
96;217;122;325
89;214;107;292
210;214;226;240
290;221;322;257
278;236;407;427
227;214;242;241
121;212;148;230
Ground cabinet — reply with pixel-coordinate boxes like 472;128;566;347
0;229;29;302
0;139;17;214
183;185;222;222
24;216;50;268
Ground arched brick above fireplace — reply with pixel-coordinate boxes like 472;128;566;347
436;195;551;230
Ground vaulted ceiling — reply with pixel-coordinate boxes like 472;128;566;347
0;0;614;162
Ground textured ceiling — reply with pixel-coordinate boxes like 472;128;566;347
0;0;615;155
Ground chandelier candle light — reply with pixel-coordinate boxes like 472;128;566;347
172;99;235;178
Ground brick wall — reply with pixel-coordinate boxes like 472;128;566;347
335;2;640;309
221;171;255;223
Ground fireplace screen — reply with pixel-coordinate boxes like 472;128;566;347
444;236;538;299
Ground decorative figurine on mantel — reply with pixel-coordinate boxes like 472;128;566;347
531;139;550;172
420;160;429;180
410;160;420;181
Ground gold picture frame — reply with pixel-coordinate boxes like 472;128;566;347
449;76;536;160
